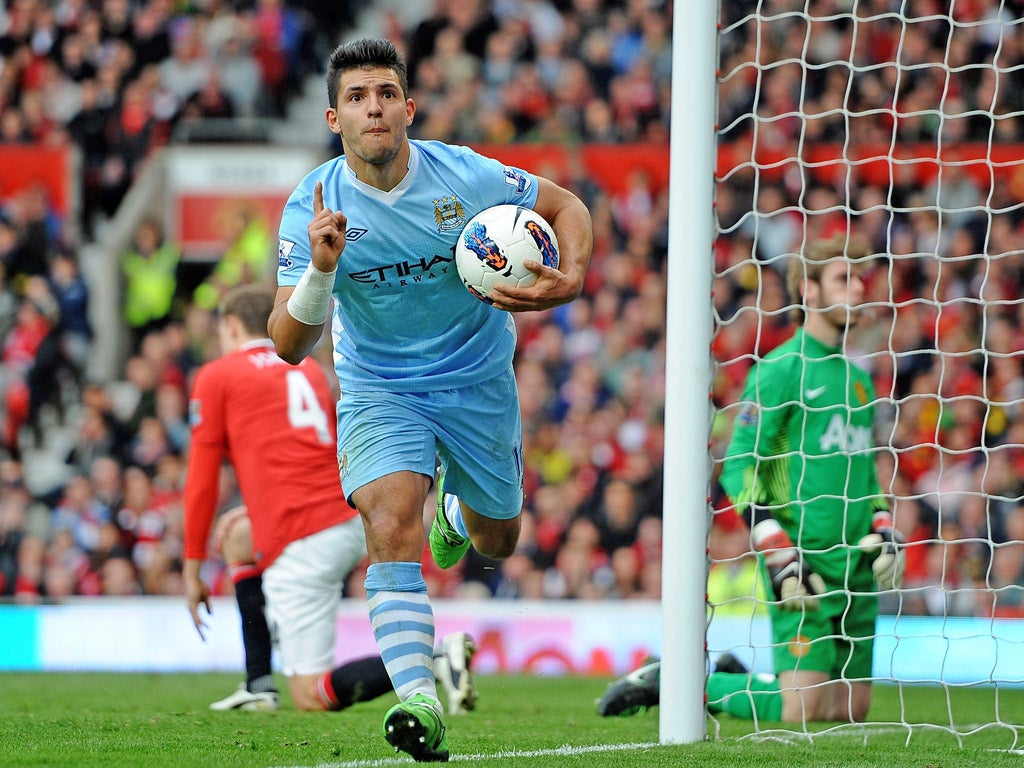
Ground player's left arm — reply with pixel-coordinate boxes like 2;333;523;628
858;402;906;589
489;177;593;312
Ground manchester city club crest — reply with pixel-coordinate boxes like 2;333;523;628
434;195;466;232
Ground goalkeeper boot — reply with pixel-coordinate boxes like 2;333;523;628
433;631;478;715
596;657;661;717
383;693;449;762
429;469;471;569
713;652;749;675
209;682;280;712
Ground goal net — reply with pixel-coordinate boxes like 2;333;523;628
705;0;1024;744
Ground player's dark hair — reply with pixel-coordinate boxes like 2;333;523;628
786;233;871;323
220;284;275;337
326;38;409;109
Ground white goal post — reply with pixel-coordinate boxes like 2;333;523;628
661;0;719;746
664;0;1024;746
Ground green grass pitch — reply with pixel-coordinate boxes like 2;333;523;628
1;673;1022;767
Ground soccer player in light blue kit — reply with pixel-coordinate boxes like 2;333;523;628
269;39;593;762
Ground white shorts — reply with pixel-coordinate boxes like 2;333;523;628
261;517;367;677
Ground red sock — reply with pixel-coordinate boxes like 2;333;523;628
316;672;339;710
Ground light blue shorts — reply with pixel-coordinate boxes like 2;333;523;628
336;368;524;521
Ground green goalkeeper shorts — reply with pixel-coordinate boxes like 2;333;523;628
769;588;878;679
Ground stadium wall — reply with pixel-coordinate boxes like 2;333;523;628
1;598;1021;684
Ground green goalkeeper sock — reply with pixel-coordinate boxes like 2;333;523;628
706;671;782;721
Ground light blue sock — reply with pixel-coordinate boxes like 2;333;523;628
365;561;438;704
444;493;469;539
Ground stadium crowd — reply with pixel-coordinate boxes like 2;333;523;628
1;0;1023;620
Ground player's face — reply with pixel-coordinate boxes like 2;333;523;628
327;67;414;167
808;260;865;330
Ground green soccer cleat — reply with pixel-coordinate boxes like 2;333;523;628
429;470;471;569
383;693;449;762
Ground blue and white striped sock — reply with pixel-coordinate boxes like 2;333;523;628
365;561;438;704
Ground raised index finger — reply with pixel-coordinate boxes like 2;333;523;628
313;180;324;214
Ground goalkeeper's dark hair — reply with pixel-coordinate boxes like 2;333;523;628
326;38;408;109
785;233;871;323
220;284;275;337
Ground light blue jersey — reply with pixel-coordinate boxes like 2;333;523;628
277;140;539;393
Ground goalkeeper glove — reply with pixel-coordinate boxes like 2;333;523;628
858;511;906;589
752;519;825;611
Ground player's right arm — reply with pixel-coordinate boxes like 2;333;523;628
183;441;223;641
719;352;796;518
270;180;345;364
720;352;826;609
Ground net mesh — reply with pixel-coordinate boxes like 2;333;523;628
708;0;1024;743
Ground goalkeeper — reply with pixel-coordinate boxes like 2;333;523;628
598;234;905;723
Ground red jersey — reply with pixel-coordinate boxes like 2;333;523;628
183;339;357;569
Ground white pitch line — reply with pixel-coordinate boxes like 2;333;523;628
271;741;663;768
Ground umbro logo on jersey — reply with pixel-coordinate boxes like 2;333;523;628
346;228;367;242
805;385;827;400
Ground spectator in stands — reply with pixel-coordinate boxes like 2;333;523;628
51;473;111;556
191;205;274;311
249;0;316;116
0;106;31;144
158;17;214;109
107;79;162;177
177;70;236;123
122;217;180;352
46;249;92;369
57;32;98;83
591;477;642;555
65;404;124;475
125;415;175;475
2;183;57;283
66;78;113;239
19;277;78;444
0;490;28;596
120;353;160;436
406;0;501;89
0;465;45;598
155;382;190;454
129;1;173;74
43;526;92;598
100;554;142;595
0;289;56;455
0;261;18;343
544;517;610;599
89;455;126;517
136;326;187;392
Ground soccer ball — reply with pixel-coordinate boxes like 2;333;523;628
455;204;559;304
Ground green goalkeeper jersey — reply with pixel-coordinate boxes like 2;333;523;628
720;328;886;588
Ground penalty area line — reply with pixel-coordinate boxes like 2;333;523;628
270;740;663;768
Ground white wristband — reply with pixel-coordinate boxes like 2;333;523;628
286;262;337;326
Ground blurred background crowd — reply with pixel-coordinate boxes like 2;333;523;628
1;0;1022;620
